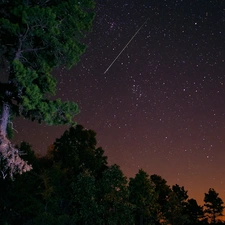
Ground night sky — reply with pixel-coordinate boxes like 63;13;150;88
14;0;225;205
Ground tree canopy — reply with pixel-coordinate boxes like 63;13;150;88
204;188;224;224
0;0;95;178
0;127;224;225
0;0;95;125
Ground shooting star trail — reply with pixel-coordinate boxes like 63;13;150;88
104;18;149;74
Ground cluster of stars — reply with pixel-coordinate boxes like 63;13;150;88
14;0;225;204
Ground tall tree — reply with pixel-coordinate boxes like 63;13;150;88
72;170;101;225
52;125;108;177
0;0;95;178
0;142;42;225
97;164;133;225
129;169;158;225
185;198;204;224
204;188;224;224
165;184;189;225
150;174;171;224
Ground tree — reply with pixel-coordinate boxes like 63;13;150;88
0;142;42;225
0;0;95;178
97;164;133;225
185;198;204;224
204;188;224;224
129;169;158;225
72;170;101;225
165;184;189;225
150;174;171;224
52;125;108;177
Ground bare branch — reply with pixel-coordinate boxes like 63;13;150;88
0;134;32;179
21;46;48;53
8;121;18;133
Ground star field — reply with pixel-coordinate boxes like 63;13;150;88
14;0;225;204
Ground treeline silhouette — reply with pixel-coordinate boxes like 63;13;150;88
0;125;224;225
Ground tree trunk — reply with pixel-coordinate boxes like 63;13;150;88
0;102;32;179
0;102;10;137
212;212;216;224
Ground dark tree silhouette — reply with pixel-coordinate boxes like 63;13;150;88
52;125;108;177
164;184;189;225
150;174;171;224
1;124;225;224
0;142;42;224
204;188;224;224
72;170;101;224
97;164;133;225
185;198;204;224
129;169;158;225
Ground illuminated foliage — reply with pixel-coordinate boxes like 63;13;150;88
0;0;95;178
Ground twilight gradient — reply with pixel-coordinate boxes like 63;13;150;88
14;0;225;205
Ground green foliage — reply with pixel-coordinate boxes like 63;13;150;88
6;123;14;139
0;0;95;69
0;0;95;128
1;60;78;126
97;164;133;225
1;125;225;225
129;169;158;225
72;171;101;224
52;125;108;176
165;185;189;225
150;174;172;223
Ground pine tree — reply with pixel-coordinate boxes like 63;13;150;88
0;0;95;178
129;169;158;225
204;188;224;224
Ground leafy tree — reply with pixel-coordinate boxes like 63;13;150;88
129;169;158;225
0;0;95;178
32;162;75;225
0;142;42;225
52;125;108;177
150;174;171;224
204;188;224;224
97;164;133;225
72;170;101;225
17;141;40;171
185;198;204;224
165;184;189;225
172;184;188;202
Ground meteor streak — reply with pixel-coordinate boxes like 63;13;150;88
104;18;149;74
